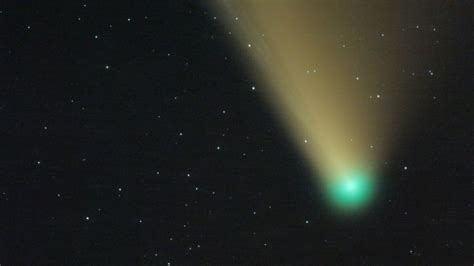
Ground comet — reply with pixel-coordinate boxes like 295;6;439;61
211;1;413;214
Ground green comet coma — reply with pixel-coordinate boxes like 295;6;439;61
325;170;375;211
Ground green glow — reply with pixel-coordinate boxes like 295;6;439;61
326;169;375;212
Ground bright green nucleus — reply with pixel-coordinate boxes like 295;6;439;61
325;169;376;212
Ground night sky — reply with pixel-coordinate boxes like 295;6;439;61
1;1;472;265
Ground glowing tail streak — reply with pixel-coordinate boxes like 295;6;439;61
212;1;407;214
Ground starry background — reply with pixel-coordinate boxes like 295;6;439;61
0;1;472;265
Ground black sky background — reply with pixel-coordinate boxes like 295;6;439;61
0;1;472;265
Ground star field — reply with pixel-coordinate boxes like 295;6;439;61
0;1;472;265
